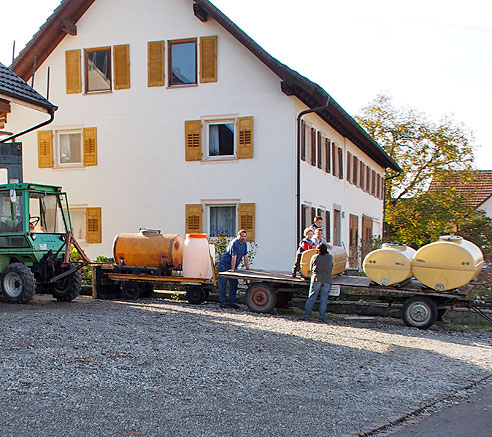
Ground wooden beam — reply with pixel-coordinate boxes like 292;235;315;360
193;3;208;22
281;81;295;96
61;18;77;35
0;99;11;113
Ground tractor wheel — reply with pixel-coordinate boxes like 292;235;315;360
1;263;36;304
245;283;277;313
401;296;437;330
52;268;82;302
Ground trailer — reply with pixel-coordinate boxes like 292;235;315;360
218;269;492;329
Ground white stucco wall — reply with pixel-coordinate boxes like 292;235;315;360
478;197;492;217
6;0;387;271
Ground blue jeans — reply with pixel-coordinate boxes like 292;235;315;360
218;276;238;305
304;280;331;319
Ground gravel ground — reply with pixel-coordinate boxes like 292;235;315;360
0;295;491;437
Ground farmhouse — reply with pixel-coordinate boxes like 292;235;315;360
7;0;400;269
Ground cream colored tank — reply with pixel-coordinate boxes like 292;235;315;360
300;245;346;278
412;235;484;291
363;243;416;286
113;229;183;268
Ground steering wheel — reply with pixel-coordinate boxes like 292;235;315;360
30;216;40;227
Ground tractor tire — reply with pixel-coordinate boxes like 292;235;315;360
245;283;277;313
1;263;36;304
52;268;82;302
401;296;437;330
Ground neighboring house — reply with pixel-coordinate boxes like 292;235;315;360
0;62;57;182
7;0;401;269
428;170;492;218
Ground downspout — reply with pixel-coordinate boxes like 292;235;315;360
0;106;56;143
296;96;330;245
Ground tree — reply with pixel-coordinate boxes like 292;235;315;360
355;94;477;246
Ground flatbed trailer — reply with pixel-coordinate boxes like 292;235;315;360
219;269;492;329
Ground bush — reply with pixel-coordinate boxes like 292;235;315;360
209;233;258;268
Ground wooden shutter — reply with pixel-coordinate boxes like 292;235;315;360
310;128;316;166
237;116;254;159
325;138;331;173
359;161;364;188
332;143;337;177
317;132;322;169
148;41;164;87
37;130;53;168
86;207;102;243
83;127;97;166
238;203;255;241
338;147;343;179
301;120;306;161
352;156;358;185
65;49;81;94
346;151;352;182
185;204;202;233
200;36;217;83
185;120;202;161
371;170;376;195
113;44;130;90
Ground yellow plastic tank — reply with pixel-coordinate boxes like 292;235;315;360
300;245;346;278
113;229;183;268
363;243;416;286
412;235;484;291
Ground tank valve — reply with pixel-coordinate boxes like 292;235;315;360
381;278;389;286
435;283;444;292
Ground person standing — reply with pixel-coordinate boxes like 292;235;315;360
217;229;250;309
304;243;333;322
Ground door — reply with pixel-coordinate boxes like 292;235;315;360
349;214;359;268
333;209;341;246
361;216;373;261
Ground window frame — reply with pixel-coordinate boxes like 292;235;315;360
69;206;87;242
204;118;236;160
55;129;83;168
168;38;198;87
84;46;112;94
206;203;238;238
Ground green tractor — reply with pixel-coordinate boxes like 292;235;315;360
0;182;89;304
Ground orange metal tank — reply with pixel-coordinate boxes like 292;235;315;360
113;230;183;268
300;246;346;278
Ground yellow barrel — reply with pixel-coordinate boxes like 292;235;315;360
113;230;184;268
412;236;484;291
363;243;416;286
300;245;346;278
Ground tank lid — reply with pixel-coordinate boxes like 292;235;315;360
439;235;463;243
382;242;407;250
186;233;208;239
139;228;161;236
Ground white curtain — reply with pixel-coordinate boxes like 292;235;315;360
209;125;220;155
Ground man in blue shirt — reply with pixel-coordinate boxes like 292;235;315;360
217;229;250;309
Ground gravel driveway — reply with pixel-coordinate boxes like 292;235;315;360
1;295;491;437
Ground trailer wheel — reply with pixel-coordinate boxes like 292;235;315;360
1;263;36;304
246;283;277;313
401;296;437;329
139;282;154;298
186;286;206;305
121;282;141;300
52;268;82;302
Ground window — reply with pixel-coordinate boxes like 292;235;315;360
56;131;82;167
70;208;86;241
169;39;197;86
325;210;331;242
209;205;236;237
28;192;68;234
207;121;235;157
85;47;111;93
0;192;23;233
301;204;308;234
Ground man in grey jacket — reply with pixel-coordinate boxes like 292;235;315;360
303;243;333;322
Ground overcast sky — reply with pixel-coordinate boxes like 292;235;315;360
1;0;491;168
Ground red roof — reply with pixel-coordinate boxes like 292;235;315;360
428;170;492;208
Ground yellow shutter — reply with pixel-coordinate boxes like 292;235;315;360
65;49;81;94
83;127;97;166
238;203;255;241
86;207;102;243
200;36;217;83
37;130;53;168
185;204;202;234
148;41;164;87
237;116;253;159
113;44;130;90
185;120;202;161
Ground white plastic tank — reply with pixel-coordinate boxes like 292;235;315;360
363;243;416;286
412;235;484;291
182;233;211;279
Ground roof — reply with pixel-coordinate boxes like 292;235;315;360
428;170;492;208
0;62;57;112
12;0;400;172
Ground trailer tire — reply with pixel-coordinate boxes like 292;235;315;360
139;282;154;298
121;282;141;300
186;286;206;305
246;283;277;313
1;263;36;304
52;268;82;302
401;296;437;330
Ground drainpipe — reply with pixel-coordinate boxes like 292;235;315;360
0;106;56;143
296;96;330;245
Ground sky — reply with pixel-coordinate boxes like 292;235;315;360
1;0;491;168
